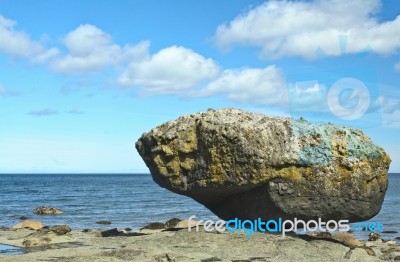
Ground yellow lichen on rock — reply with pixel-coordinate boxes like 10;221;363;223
331;131;348;158
136;108;391;223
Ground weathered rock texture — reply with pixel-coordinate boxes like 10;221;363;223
33;206;63;215
136;109;390;222
12;220;43;230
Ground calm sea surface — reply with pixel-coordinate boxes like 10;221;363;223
0;173;398;240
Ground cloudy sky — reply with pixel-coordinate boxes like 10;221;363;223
0;0;399;173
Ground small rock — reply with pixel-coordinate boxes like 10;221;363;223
96;220;112;225
369;232;381;241
47;225;71;235
33;206;63;215
12;220;43;230
332;232;363;248
22;240;32;247
19;216;28;220
309;231;332;239
365;241;377;247
101;228;121;237
0;226;10;231
385;240;397;246
165;218;181;228
363;247;376;256
82;229;91;232
175;219;203;229
125;228;132;231
141;222;165;230
201;257;223;262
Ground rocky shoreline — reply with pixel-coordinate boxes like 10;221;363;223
0;219;399;261
1;109;397;261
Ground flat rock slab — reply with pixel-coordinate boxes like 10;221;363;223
0;228;392;261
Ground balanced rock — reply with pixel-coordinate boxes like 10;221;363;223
136;109;390;222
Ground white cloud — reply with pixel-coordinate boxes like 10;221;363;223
395;63;400;72
118;46;221;95
27;109;59;117
295;81;320;94
376;97;400;127
215;0;400;59
0;15;58;62
66;109;84;115
52;24;149;73
0;84;19;97
288;81;329;112
382;99;400;114
198;66;287;105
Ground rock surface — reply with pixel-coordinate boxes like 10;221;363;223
165;218;181;228
47;225;72;235
12;220;43;230
140;222;166;230
0;226;398;261
33;206;63;215
136;108;391;222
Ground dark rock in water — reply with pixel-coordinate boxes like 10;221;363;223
96;220;112;225
136;108;391;222
124;228;132;231
165;218;181;228
141;222;166;230
33;206;63;215
82;229;91;233
19;216;28;220
47;225;72;235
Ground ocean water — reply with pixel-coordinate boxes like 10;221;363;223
0;174;218;230
0;173;398;241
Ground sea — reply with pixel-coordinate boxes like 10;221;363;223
0;173;399;241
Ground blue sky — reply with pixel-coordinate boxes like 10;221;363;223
0;0;399;173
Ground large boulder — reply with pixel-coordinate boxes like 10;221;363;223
136;109;390;222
